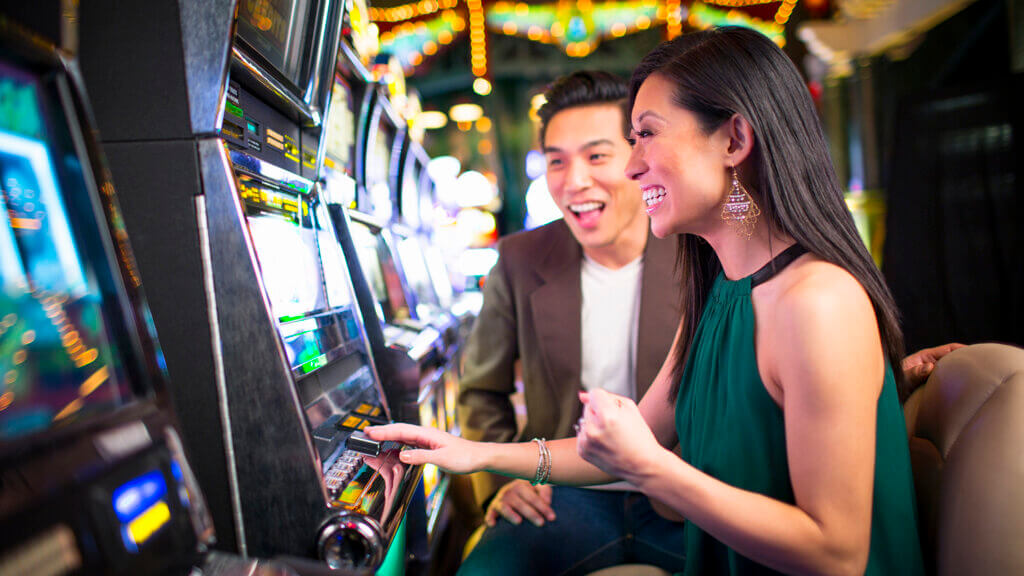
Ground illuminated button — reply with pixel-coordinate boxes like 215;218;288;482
340;415;362;429
355;404;373;415
370;407;382;417
358;420;369;431
125;500;171;548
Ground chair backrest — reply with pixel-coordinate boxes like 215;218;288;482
903;343;1024;575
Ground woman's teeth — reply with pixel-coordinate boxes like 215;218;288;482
643;187;666;207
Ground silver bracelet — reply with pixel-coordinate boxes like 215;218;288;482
538;438;552;485
531;438;549;486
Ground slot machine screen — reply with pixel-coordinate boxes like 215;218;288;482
235;0;314;88
347;219;410;324
399;155;421;229
423;242;454;308
364;111;396;220
240;175;361;375
241;178;329;322
324;75;356;178
0;61;137;440
395;235;437;317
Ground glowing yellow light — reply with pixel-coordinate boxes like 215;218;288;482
439;30;454;43
127;501;171;546
503;21;518;35
79;366;110;397
54;398;84;421
611;22;627;37
467;0;487;75
457;121;472;131
637;15;651;29
550;22;564;37
416;110;448;129
476;117;492;132
531;93;547;111
450;103;484;123
477;140;493;155
73;348;99;368
528;26;543;40
423;40;438;55
410;52;423;65
0;392;12;411
473;77;492;95
515;2;529;16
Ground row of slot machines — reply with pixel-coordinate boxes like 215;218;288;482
0;0;474;574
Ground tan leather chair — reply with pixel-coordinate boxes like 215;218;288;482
903;343;1024;575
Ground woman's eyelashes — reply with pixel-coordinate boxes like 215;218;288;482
627;129;654;147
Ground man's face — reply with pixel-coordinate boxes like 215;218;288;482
543;104;645;252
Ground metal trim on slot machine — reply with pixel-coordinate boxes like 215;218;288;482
74;0;423;570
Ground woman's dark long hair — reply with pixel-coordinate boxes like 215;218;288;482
628;27;908;400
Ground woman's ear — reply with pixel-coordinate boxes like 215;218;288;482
724;114;755;167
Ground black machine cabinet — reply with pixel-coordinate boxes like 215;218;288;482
75;0;421;569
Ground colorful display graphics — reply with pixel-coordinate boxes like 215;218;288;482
0;65;130;440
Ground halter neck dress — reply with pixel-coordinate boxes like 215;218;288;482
674;245;924;575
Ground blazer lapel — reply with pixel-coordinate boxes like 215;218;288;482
636;230;682;400
530;226;583;405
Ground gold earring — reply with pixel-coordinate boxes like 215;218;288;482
721;166;760;239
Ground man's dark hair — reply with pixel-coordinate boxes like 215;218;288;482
537;71;629;147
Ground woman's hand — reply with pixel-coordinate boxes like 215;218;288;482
364;423;485;474
576;389;665;482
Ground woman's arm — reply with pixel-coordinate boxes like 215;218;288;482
579;264;884;576
366;318;687;487
364;423;617;485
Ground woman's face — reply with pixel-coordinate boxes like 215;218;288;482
625;74;731;239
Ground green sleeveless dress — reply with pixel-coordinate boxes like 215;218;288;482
674;258;924;575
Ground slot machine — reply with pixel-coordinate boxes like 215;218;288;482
74;0;422;569
0;15;357;576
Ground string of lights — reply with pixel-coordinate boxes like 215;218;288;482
370;0;460;24
374;0;802;74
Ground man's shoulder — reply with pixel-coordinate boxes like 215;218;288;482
498;219;575;260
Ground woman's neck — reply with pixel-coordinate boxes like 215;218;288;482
703;221;795;281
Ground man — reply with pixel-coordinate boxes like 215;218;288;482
455;70;961;575
456;71;688;575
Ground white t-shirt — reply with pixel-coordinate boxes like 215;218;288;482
580;254;643;401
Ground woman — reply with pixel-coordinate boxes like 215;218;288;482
369;27;924;575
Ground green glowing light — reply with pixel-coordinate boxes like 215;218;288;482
299;354;327;374
226;101;244;119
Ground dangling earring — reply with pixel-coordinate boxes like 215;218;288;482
721;166;760;239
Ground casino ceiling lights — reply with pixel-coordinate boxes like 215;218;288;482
373;0;809;75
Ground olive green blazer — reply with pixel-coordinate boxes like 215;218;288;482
458;219;682;506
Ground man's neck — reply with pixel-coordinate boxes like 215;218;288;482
582;218;649;270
